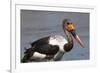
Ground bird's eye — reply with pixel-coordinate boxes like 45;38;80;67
67;22;70;24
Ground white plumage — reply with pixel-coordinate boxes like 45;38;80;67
49;35;68;52
31;52;46;59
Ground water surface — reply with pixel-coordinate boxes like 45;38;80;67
21;10;90;61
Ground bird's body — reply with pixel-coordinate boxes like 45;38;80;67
22;34;73;62
21;19;84;63
23;35;72;62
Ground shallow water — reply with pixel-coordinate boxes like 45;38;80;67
21;10;89;61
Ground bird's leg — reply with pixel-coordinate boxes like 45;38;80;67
52;51;64;61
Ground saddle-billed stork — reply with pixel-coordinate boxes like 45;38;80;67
21;19;84;63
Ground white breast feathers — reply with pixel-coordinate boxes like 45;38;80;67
49;35;68;52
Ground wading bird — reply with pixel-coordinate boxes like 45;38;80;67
21;19;84;63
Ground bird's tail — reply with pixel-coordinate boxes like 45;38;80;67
21;54;30;63
22;47;35;63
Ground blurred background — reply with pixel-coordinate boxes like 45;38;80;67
21;10;89;61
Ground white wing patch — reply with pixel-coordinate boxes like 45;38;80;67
31;52;46;59
49;35;68;52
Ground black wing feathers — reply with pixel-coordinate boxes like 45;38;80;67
30;36;59;55
30;36;50;47
35;45;59;55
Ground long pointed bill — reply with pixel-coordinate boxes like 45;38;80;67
71;30;84;48
75;35;84;48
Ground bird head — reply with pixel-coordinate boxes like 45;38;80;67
63;19;84;48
